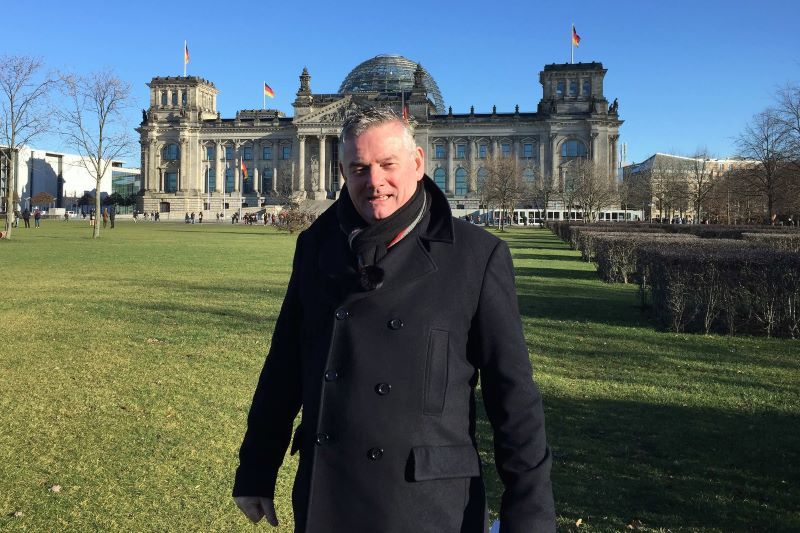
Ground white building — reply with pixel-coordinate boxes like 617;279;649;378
1;145;140;213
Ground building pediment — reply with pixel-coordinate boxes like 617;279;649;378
294;96;359;126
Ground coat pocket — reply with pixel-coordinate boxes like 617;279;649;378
289;426;303;456
409;444;481;481
423;329;449;415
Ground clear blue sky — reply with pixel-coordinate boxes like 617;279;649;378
3;0;799;166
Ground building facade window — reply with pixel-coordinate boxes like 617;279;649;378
225;146;233;160
477;167;488;189
479;144;487;159
560;139;587;158
205;168;216;193
434;144;445;159
165;172;178;192
456;144;466;159
433;168;446;190
181;91;187;106
161;91;167;106
262;146;272;160
582;80;591;95
569;80;578;96
556;80;565;97
243;174;254;194
171;92;178;106
262;168;273;192
523;143;533;158
501;143;511;157
243;146;253;160
455;168;467;195
282;145;291;160
225;168;234;192
523;168;536;182
162;143;179;161
205;146;215;161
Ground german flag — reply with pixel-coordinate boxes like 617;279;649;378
264;82;275;98
241;160;248;180
572;25;581;47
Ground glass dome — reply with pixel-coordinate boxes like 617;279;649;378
338;54;445;114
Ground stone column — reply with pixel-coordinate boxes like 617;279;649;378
469;137;477;192
537;137;545;183
214;141;222;193
298;135;306;193
318;135;326;194
514;138;521;161
148;139;158;191
446;138;455;194
549;134;558;188
253;142;261;194
178;138;188;192
610;134;619;177
590;132;598;162
272;167;278;193
233;142;240;193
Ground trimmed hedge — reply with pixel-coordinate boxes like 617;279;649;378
742;233;800;252
592;233;698;283
636;244;800;337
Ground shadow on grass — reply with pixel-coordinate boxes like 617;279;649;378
512;253;585;262
474;392;800;531
515;266;599;281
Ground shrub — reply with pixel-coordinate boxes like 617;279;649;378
637;244;800;337
742;233;800;252
593;233;697;283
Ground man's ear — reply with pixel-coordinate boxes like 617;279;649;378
414;146;425;180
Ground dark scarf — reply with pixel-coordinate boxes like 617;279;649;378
337;181;429;290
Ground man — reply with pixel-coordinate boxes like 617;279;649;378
233;107;554;532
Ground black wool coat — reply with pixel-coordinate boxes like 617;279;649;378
233;178;555;532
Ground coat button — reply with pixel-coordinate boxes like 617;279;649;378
375;383;391;396
367;447;384;460
387;318;403;330
335;308;350;320
324;370;339;382
315;433;330;445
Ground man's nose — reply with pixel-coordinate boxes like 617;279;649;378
365;165;386;187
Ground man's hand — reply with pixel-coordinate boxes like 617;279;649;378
233;496;279;526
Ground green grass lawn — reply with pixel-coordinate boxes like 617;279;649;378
1;221;798;532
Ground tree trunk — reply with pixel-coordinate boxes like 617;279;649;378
93;185;101;238
3;150;15;239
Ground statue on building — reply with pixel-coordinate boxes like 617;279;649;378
141;109;148;123
609;98;618;114
310;156;320;191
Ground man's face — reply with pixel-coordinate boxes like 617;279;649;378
340;121;425;224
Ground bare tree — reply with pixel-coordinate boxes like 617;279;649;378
558;161;581;222
480;154;522;231
777;84;800;167
571;159;616;222
622;164;652;221
531;171;555;224
58;69;132;238
650;154;688;222
686;148;716;223
0;55;53;239
735;109;791;224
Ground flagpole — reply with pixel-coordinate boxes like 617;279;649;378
183;40;187;77
263;81;266;110
570;24;574;64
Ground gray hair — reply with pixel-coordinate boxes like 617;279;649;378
339;106;417;153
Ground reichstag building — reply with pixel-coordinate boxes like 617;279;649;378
137;55;622;214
